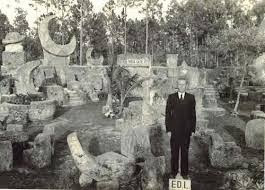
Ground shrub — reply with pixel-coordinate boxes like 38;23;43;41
7;94;45;105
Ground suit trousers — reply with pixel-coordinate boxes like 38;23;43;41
170;134;191;176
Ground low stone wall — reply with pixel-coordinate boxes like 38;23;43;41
0;95;17;104
1;100;56;123
67;65;109;93
150;66;168;78
2;103;30;124
28;100;56;121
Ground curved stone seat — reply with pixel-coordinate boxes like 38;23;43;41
67;132;97;174
67;131;136;187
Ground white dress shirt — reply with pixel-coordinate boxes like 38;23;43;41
178;92;185;100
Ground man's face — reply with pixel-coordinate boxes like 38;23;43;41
177;79;187;93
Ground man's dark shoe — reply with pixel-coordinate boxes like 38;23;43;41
182;175;190;180
170;173;178;178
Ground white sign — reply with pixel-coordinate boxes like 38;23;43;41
127;59;145;65
169;179;191;190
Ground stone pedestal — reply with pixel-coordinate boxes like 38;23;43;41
117;54;151;97
245;119;264;150
2;32;25;75
43;85;65;106
38;16;76;87
2;52;25;75
121;127;151;159
42;52;69;86
167;54;178;78
115;119;124;130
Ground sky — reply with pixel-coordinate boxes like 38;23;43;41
0;0;171;28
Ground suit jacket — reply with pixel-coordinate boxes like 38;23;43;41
165;92;196;137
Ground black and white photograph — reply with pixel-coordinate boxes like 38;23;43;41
0;0;264;189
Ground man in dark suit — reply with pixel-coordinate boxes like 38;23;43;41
165;78;196;179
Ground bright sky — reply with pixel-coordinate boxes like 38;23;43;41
0;0;257;28
0;0;171;28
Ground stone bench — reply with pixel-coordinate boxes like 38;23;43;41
256;104;265;112
28;100;57;121
209;133;243;169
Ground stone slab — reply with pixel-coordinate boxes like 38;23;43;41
245;119;265;150
121;127;151;159
0;141;13;171
250;110;265;119
23;133;52;168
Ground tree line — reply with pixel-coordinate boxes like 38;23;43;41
0;0;265;67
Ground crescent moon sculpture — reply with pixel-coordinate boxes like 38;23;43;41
15;60;42;94
38;15;76;57
86;47;104;65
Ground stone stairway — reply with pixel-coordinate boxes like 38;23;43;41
202;85;226;117
204;85;219;96
67;90;85;106
203;85;218;108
